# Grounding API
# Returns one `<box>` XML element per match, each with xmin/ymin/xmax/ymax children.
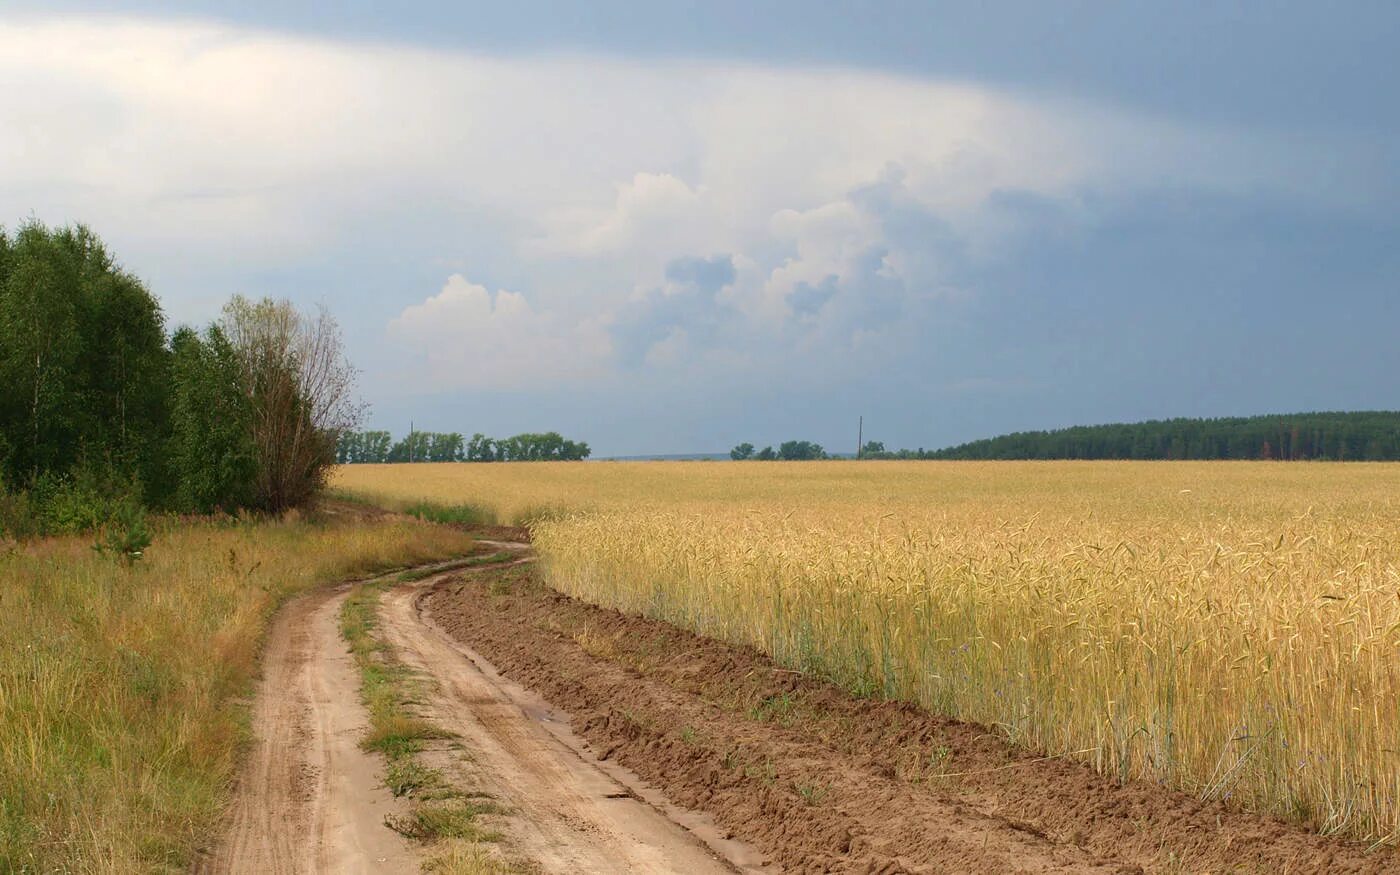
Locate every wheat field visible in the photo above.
<box><xmin>336</xmin><ymin>460</ymin><xmax>1400</xmax><ymax>841</ymax></box>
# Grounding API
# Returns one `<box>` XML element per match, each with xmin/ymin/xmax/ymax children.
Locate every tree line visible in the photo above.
<box><xmin>927</xmin><ymin>412</ymin><xmax>1400</xmax><ymax>461</ymax></box>
<box><xmin>337</xmin><ymin>430</ymin><xmax>590</xmax><ymax>463</ymax></box>
<box><xmin>0</xmin><ymin>221</ymin><xmax>358</xmax><ymax>540</ymax></box>
<box><xmin>729</xmin><ymin>440</ymin><xmax>828</xmax><ymax>460</ymax></box>
<box><xmin>729</xmin><ymin>413</ymin><xmax>1400</xmax><ymax>462</ymax></box>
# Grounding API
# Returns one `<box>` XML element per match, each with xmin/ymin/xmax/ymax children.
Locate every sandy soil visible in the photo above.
<box><xmin>427</xmin><ymin>561</ymin><xmax>1400</xmax><ymax>875</ymax></box>
<box><xmin>379</xmin><ymin>550</ymin><xmax>766</xmax><ymax>874</ymax></box>
<box><xmin>196</xmin><ymin>546</ymin><xmax>761</xmax><ymax>874</ymax></box>
<box><xmin>194</xmin><ymin>582</ymin><xmax>420</xmax><ymax>874</ymax></box>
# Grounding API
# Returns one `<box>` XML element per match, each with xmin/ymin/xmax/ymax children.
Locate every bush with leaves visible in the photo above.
<box><xmin>169</xmin><ymin>325</ymin><xmax>257</xmax><ymax>512</ymax></box>
<box><xmin>93</xmin><ymin>495</ymin><xmax>152</xmax><ymax>564</ymax></box>
<box><xmin>221</xmin><ymin>296</ymin><xmax>362</xmax><ymax>512</ymax></box>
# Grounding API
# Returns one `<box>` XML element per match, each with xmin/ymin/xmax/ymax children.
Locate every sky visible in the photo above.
<box><xmin>3</xmin><ymin>3</ymin><xmax>1397</xmax><ymax>456</ymax></box>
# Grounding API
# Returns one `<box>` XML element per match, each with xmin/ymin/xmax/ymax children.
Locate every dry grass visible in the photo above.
<box><xmin>338</xmin><ymin>460</ymin><xmax>1400</xmax><ymax>842</ymax></box>
<box><xmin>422</xmin><ymin>839</ymin><xmax>520</xmax><ymax>875</ymax></box>
<box><xmin>0</xmin><ymin>514</ymin><xmax>474</xmax><ymax>873</ymax></box>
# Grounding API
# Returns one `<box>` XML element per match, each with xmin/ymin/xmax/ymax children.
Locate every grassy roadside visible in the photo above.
<box><xmin>330</xmin><ymin>487</ymin><xmax>561</xmax><ymax>531</ymax></box>
<box><xmin>339</xmin><ymin>567</ymin><xmax>520</xmax><ymax>874</ymax></box>
<box><xmin>0</xmin><ymin>515</ymin><xmax>475</xmax><ymax>874</ymax></box>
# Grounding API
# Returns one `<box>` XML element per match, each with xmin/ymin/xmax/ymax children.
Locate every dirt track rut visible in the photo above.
<box><xmin>196</xmin><ymin>581</ymin><xmax>419</xmax><ymax>874</ymax></box>
<box><xmin>198</xmin><ymin>548</ymin><xmax>760</xmax><ymax>874</ymax></box>
<box><xmin>380</xmin><ymin>553</ymin><xmax>766</xmax><ymax>873</ymax></box>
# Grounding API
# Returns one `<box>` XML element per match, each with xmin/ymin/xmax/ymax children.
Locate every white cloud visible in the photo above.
<box><xmin>535</xmin><ymin>172</ymin><xmax>704</xmax><ymax>257</ymax></box>
<box><xmin>386</xmin><ymin>275</ymin><xmax>611</xmax><ymax>390</ymax></box>
<box><xmin>0</xmin><ymin>14</ymin><xmax>1364</xmax><ymax>387</ymax></box>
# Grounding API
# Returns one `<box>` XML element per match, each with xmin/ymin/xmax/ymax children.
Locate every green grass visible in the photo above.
<box><xmin>341</xmin><ymin>585</ymin><xmax>451</xmax><ymax>768</ymax></box>
<box><xmin>395</xmin><ymin>552</ymin><xmax>518</xmax><ymax>583</ymax></box>
<box><xmin>403</xmin><ymin>502</ymin><xmax>495</xmax><ymax>527</ymax></box>
<box><xmin>387</xmin><ymin>800</ymin><xmax>504</xmax><ymax>842</ymax></box>
<box><xmin>339</xmin><ymin>583</ymin><xmax>517</xmax><ymax>871</ymax></box>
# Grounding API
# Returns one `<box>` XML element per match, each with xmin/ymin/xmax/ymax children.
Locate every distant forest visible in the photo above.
<box><xmin>925</xmin><ymin>412</ymin><xmax>1400</xmax><ymax>461</ymax></box>
<box><xmin>337</xmin><ymin>430</ymin><xmax>590</xmax><ymax>463</ymax></box>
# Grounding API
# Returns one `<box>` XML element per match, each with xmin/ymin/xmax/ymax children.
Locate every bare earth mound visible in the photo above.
<box><xmin>427</xmin><ymin>563</ymin><xmax>1400</xmax><ymax>875</ymax></box>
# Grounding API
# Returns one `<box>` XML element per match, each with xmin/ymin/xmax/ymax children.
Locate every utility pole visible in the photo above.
<box><xmin>409</xmin><ymin>420</ymin><xmax>414</xmax><ymax>463</ymax></box>
<box><xmin>857</xmin><ymin>415</ymin><xmax>863</xmax><ymax>460</ymax></box>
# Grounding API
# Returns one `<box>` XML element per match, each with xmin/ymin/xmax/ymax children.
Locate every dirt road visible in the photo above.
<box><xmin>195</xmin><ymin>580</ymin><xmax>420</xmax><ymax>874</ymax></box>
<box><xmin>197</xmin><ymin>548</ymin><xmax>762</xmax><ymax>874</ymax></box>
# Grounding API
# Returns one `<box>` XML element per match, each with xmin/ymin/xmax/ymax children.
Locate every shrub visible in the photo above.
<box><xmin>0</xmin><ymin>485</ymin><xmax>36</xmax><ymax>541</ymax></box>
<box><xmin>93</xmin><ymin>496</ymin><xmax>152</xmax><ymax>563</ymax></box>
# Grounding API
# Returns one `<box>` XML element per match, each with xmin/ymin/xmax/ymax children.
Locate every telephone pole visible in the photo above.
<box><xmin>856</xmin><ymin>415</ymin><xmax>863</xmax><ymax>459</ymax></box>
<box><xmin>409</xmin><ymin>420</ymin><xmax>414</xmax><ymax>463</ymax></box>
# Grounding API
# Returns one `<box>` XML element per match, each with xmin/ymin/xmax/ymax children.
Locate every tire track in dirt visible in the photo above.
<box><xmin>376</xmin><ymin>544</ymin><xmax>769</xmax><ymax>874</ymax></box>
<box><xmin>197</xmin><ymin>546</ymin><xmax>763</xmax><ymax>874</ymax></box>
<box><xmin>195</xmin><ymin>582</ymin><xmax>420</xmax><ymax>874</ymax></box>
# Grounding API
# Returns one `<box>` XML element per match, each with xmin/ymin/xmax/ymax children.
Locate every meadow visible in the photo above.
<box><xmin>336</xmin><ymin>460</ymin><xmax>1400</xmax><ymax>843</ymax></box>
<box><xmin>0</xmin><ymin>514</ymin><xmax>474</xmax><ymax>873</ymax></box>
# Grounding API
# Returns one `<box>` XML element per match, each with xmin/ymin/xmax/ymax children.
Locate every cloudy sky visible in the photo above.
<box><xmin>3</xmin><ymin>2</ymin><xmax>1397</xmax><ymax>455</ymax></box>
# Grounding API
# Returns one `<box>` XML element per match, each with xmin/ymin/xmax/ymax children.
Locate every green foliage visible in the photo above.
<box><xmin>169</xmin><ymin>325</ymin><xmax>257</xmax><ymax>512</ymax></box>
<box><xmin>337</xmin><ymin>429</ymin><xmax>392</xmax><ymax>463</ymax></box>
<box><xmin>387</xmin><ymin>430</ymin><xmax>457</xmax><ymax>462</ymax></box>
<box><xmin>494</xmin><ymin>431</ymin><xmax>589</xmax><ymax>461</ymax></box>
<box><xmin>0</xmin><ymin>481</ymin><xmax>36</xmax><ymax>541</ymax></box>
<box><xmin>30</xmin><ymin>461</ymin><xmax>140</xmax><ymax>536</ymax></box>
<box><xmin>731</xmin><ymin>414</ymin><xmax>1400</xmax><ymax>464</ymax></box>
<box><xmin>860</xmin><ymin>440</ymin><xmax>886</xmax><ymax>457</ymax></box>
<box><xmin>465</xmin><ymin>432</ymin><xmax>494</xmax><ymax>462</ymax></box>
<box><xmin>32</xmin><ymin>474</ymin><xmax>110</xmax><ymax>535</ymax></box>
<box><xmin>93</xmin><ymin>495</ymin><xmax>152</xmax><ymax>564</ymax></box>
<box><xmin>778</xmin><ymin>440</ymin><xmax>826</xmax><ymax>460</ymax></box>
<box><xmin>0</xmin><ymin>220</ymin><xmax>357</xmax><ymax>537</ymax></box>
<box><xmin>341</xmin><ymin>430</ymin><xmax>592</xmax><ymax>463</ymax></box>
<box><xmin>928</xmin><ymin>412</ymin><xmax>1400</xmax><ymax>461</ymax></box>
<box><xmin>732</xmin><ymin>442</ymin><xmax>822</xmax><ymax>461</ymax></box>
<box><xmin>220</xmin><ymin>295</ymin><xmax>355</xmax><ymax>513</ymax></box>
<box><xmin>0</xmin><ymin>221</ymin><xmax>171</xmax><ymax>501</ymax></box>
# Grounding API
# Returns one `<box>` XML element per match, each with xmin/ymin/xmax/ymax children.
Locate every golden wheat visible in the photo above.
<box><xmin>336</xmin><ymin>460</ymin><xmax>1400</xmax><ymax>841</ymax></box>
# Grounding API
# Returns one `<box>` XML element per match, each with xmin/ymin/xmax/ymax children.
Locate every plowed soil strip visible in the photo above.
<box><xmin>426</xmin><ymin>562</ymin><xmax>1400</xmax><ymax>875</ymax></box>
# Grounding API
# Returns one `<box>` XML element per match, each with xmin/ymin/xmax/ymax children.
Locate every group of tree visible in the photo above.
<box><xmin>926</xmin><ymin>412</ymin><xmax>1400</xmax><ymax>461</ymax></box>
<box><xmin>337</xmin><ymin>429</ymin><xmax>590</xmax><ymax>463</ymax></box>
<box><xmin>730</xmin><ymin>440</ymin><xmax>828</xmax><ymax>461</ymax></box>
<box><xmin>728</xmin><ymin>413</ymin><xmax>1400</xmax><ymax>463</ymax></box>
<box><xmin>0</xmin><ymin>221</ymin><xmax>358</xmax><ymax>539</ymax></box>
<box><xmin>855</xmin><ymin>441</ymin><xmax>938</xmax><ymax>460</ymax></box>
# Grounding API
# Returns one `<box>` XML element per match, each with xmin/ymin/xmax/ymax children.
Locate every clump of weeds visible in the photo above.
<box><xmin>795</xmin><ymin>781</ymin><xmax>830</xmax><ymax>806</ymax></box>
<box><xmin>749</xmin><ymin>691</ymin><xmax>798</xmax><ymax>726</ymax></box>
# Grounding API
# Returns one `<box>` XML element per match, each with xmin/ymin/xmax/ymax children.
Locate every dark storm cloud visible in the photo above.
<box><xmin>611</xmin><ymin>254</ymin><xmax>737</xmax><ymax>367</ymax></box>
